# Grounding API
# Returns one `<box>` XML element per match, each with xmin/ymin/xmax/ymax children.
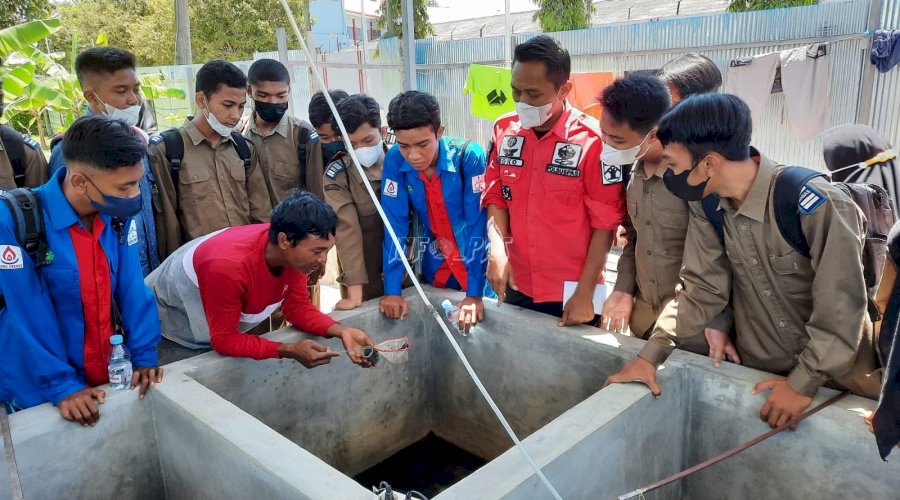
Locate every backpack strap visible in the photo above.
<box><xmin>297</xmin><ymin>126</ymin><xmax>310</xmax><ymax>190</ymax></box>
<box><xmin>0</xmin><ymin>189</ymin><xmax>48</xmax><ymax>311</ymax></box>
<box><xmin>229</xmin><ymin>131</ymin><xmax>252</xmax><ymax>169</ymax></box>
<box><xmin>701</xmin><ymin>194</ymin><xmax>726</xmax><ymax>242</ymax></box>
<box><xmin>0</xmin><ymin>125</ymin><xmax>28</xmax><ymax>188</ymax></box>
<box><xmin>455</xmin><ymin>140</ymin><xmax>471</xmax><ymax>180</ymax></box>
<box><xmin>772</xmin><ymin>166</ymin><xmax>826</xmax><ymax>258</ymax></box>
<box><xmin>159</xmin><ymin>128</ymin><xmax>184</xmax><ymax>187</ymax></box>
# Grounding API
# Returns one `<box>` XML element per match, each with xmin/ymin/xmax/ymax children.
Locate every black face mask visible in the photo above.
<box><xmin>663</xmin><ymin>162</ymin><xmax>708</xmax><ymax>201</ymax></box>
<box><xmin>254</xmin><ymin>100</ymin><xmax>289</xmax><ymax>124</ymax></box>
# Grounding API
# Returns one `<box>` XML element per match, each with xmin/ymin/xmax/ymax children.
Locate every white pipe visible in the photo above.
<box><xmin>277</xmin><ymin>1</ymin><xmax>563</xmax><ymax>498</ymax></box>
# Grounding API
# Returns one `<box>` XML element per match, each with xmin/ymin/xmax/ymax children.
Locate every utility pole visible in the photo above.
<box><xmin>175</xmin><ymin>0</ymin><xmax>192</xmax><ymax>65</ymax></box>
<box><xmin>360</xmin><ymin>0</ymin><xmax>369</xmax><ymax>92</ymax></box>
<box><xmin>400</xmin><ymin>0</ymin><xmax>416</xmax><ymax>90</ymax></box>
<box><xmin>504</xmin><ymin>0</ymin><xmax>512</xmax><ymax>66</ymax></box>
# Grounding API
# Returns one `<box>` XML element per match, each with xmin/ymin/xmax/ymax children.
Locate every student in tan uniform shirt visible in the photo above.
<box><xmin>149</xmin><ymin>60</ymin><xmax>271</xmax><ymax>259</ymax></box>
<box><xmin>0</xmin><ymin>75</ymin><xmax>47</xmax><ymax>189</ymax></box>
<box><xmin>606</xmin><ymin>94</ymin><xmax>881</xmax><ymax>429</ymax></box>
<box><xmin>323</xmin><ymin>94</ymin><xmax>388</xmax><ymax>309</ymax></box>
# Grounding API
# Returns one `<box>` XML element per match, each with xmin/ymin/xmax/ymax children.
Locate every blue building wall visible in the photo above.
<box><xmin>310</xmin><ymin>0</ymin><xmax>349</xmax><ymax>53</ymax></box>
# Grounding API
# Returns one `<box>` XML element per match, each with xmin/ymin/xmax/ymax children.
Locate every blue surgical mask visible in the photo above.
<box><xmin>322</xmin><ymin>141</ymin><xmax>346</xmax><ymax>162</ymax></box>
<box><xmin>84</xmin><ymin>175</ymin><xmax>143</xmax><ymax>218</ymax></box>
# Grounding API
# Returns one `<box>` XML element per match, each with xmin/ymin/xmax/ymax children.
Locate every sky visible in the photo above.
<box><xmin>343</xmin><ymin>0</ymin><xmax>539</xmax><ymax>24</ymax></box>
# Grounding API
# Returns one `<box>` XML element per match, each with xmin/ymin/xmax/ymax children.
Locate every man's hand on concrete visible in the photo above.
<box><xmin>603</xmin><ymin>357</ymin><xmax>662</xmax><ymax>397</ymax></box>
<box><xmin>59</xmin><ymin>387</ymin><xmax>105</xmax><ymax>427</ymax></box>
<box><xmin>486</xmin><ymin>252</ymin><xmax>515</xmax><ymax>305</ymax></box>
<box><xmin>379</xmin><ymin>295</ymin><xmax>409</xmax><ymax>320</ymax></box>
<box><xmin>458</xmin><ymin>296</ymin><xmax>484</xmax><ymax>334</ymax></box>
<box><xmin>336</xmin><ymin>326</ymin><xmax>376</xmax><ymax>367</ymax></box>
<box><xmin>600</xmin><ymin>291</ymin><xmax>633</xmax><ymax>333</ymax></box>
<box><xmin>131</xmin><ymin>366</ymin><xmax>164</xmax><ymax>399</ymax></box>
<box><xmin>705</xmin><ymin>328</ymin><xmax>741</xmax><ymax>367</ymax></box>
<box><xmin>560</xmin><ymin>289</ymin><xmax>595</xmax><ymax>326</ymax></box>
<box><xmin>753</xmin><ymin>377</ymin><xmax>813</xmax><ymax>430</ymax></box>
<box><xmin>278</xmin><ymin>340</ymin><xmax>339</xmax><ymax>369</ymax></box>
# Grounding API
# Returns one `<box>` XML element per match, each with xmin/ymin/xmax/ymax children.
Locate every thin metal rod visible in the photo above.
<box><xmin>1</xmin><ymin>410</ymin><xmax>24</xmax><ymax>500</ymax></box>
<box><xmin>617</xmin><ymin>391</ymin><xmax>849</xmax><ymax>500</ymax></box>
<box><xmin>276</xmin><ymin>2</ymin><xmax>562</xmax><ymax>498</ymax></box>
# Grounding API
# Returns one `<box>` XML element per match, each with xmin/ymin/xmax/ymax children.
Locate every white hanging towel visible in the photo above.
<box><xmin>724</xmin><ymin>51</ymin><xmax>780</xmax><ymax>124</ymax></box>
<box><xmin>780</xmin><ymin>43</ymin><xmax>831</xmax><ymax>143</ymax></box>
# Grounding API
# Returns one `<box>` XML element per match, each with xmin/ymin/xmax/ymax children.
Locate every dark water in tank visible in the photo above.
<box><xmin>353</xmin><ymin>432</ymin><xmax>488</xmax><ymax>498</ymax></box>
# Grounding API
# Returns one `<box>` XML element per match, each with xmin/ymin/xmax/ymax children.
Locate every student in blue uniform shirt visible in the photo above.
<box><xmin>380</xmin><ymin>91</ymin><xmax>491</xmax><ymax>332</ymax></box>
<box><xmin>47</xmin><ymin>47</ymin><xmax>159</xmax><ymax>276</ymax></box>
<box><xmin>0</xmin><ymin>116</ymin><xmax>163</xmax><ymax>425</ymax></box>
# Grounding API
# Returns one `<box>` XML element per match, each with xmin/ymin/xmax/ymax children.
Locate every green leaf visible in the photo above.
<box><xmin>95</xmin><ymin>32</ymin><xmax>108</xmax><ymax>47</ymax></box>
<box><xmin>0</xmin><ymin>62</ymin><xmax>36</xmax><ymax>96</ymax></box>
<box><xmin>0</xmin><ymin>19</ymin><xmax>62</xmax><ymax>58</ymax></box>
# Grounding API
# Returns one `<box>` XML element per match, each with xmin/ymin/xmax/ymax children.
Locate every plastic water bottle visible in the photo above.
<box><xmin>440</xmin><ymin>299</ymin><xmax>469</xmax><ymax>337</ymax></box>
<box><xmin>108</xmin><ymin>334</ymin><xmax>132</xmax><ymax>391</ymax></box>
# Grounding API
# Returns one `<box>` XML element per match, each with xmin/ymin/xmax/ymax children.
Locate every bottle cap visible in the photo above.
<box><xmin>440</xmin><ymin>299</ymin><xmax>452</xmax><ymax>311</ymax></box>
<box><xmin>110</xmin><ymin>334</ymin><xmax>124</xmax><ymax>346</ymax></box>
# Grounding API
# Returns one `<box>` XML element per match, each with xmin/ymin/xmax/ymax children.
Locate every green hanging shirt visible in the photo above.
<box><xmin>463</xmin><ymin>64</ymin><xmax>516</xmax><ymax>121</ymax></box>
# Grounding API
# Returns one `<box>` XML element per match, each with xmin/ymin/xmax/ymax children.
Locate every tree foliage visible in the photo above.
<box><xmin>533</xmin><ymin>0</ymin><xmax>595</xmax><ymax>33</ymax></box>
<box><xmin>376</xmin><ymin>0</ymin><xmax>435</xmax><ymax>39</ymax></box>
<box><xmin>48</xmin><ymin>0</ymin><xmax>309</xmax><ymax>68</ymax></box>
<box><xmin>0</xmin><ymin>0</ymin><xmax>50</xmax><ymax>31</ymax></box>
<box><xmin>727</xmin><ymin>0</ymin><xmax>818</xmax><ymax>12</ymax></box>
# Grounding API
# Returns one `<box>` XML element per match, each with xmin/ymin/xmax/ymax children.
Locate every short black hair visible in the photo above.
<box><xmin>332</xmin><ymin>94</ymin><xmax>380</xmax><ymax>135</ymax></box>
<box><xmin>387</xmin><ymin>91</ymin><xmax>441</xmax><ymax>133</ymax></box>
<box><xmin>269</xmin><ymin>191</ymin><xmax>338</xmax><ymax>245</ymax></box>
<box><xmin>657</xmin><ymin>93</ymin><xmax>751</xmax><ymax>164</ymax></box>
<box><xmin>195</xmin><ymin>60</ymin><xmax>247</xmax><ymax>98</ymax></box>
<box><xmin>600</xmin><ymin>75</ymin><xmax>671</xmax><ymax>135</ymax></box>
<box><xmin>513</xmin><ymin>35</ymin><xmax>571</xmax><ymax>88</ymax></box>
<box><xmin>62</xmin><ymin>115</ymin><xmax>147</xmax><ymax>170</ymax></box>
<box><xmin>308</xmin><ymin>89</ymin><xmax>350</xmax><ymax>129</ymax></box>
<box><xmin>658</xmin><ymin>54</ymin><xmax>722</xmax><ymax>99</ymax></box>
<box><xmin>75</xmin><ymin>47</ymin><xmax>136</xmax><ymax>85</ymax></box>
<box><xmin>248</xmin><ymin>58</ymin><xmax>290</xmax><ymax>85</ymax></box>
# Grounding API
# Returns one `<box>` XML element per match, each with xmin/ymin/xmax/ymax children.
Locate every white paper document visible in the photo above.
<box><xmin>562</xmin><ymin>281</ymin><xmax>607</xmax><ymax>311</ymax></box>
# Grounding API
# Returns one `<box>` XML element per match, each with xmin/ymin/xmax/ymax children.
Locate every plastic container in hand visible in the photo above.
<box><xmin>440</xmin><ymin>299</ymin><xmax>471</xmax><ymax>337</ymax></box>
<box><xmin>108</xmin><ymin>334</ymin><xmax>132</xmax><ymax>391</ymax></box>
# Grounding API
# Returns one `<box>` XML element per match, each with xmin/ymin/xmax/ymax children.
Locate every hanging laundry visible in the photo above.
<box><xmin>567</xmin><ymin>71</ymin><xmax>615</xmax><ymax>118</ymax></box>
<box><xmin>871</xmin><ymin>29</ymin><xmax>900</xmax><ymax>73</ymax></box>
<box><xmin>724</xmin><ymin>52</ymin><xmax>780</xmax><ymax>124</ymax></box>
<box><xmin>463</xmin><ymin>64</ymin><xmax>516</xmax><ymax>121</ymax></box>
<box><xmin>780</xmin><ymin>43</ymin><xmax>830</xmax><ymax>143</ymax></box>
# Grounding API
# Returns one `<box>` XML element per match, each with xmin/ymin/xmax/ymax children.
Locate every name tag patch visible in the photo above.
<box><xmin>383</xmin><ymin>179</ymin><xmax>399</xmax><ymax>198</ymax></box>
<box><xmin>602</xmin><ymin>162</ymin><xmax>624</xmax><ymax>185</ymax></box>
<box><xmin>0</xmin><ymin>245</ymin><xmax>24</xmax><ymax>269</ymax></box>
<box><xmin>471</xmin><ymin>174</ymin><xmax>486</xmax><ymax>193</ymax></box>
<box><xmin>497</xmin><ymin>135</ymin><xmax>524</xmax><ymax>167</ymax></box>
<box><xmin>798</xmin><ymin>184</ymin><xmax>825</xmax><ymax>214</ymax></box>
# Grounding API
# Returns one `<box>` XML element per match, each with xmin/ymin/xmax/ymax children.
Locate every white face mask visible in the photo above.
<box><xmin>354</xmin><ymin>139</ymin><xmax>384</xmax><ymax>168</ymax></box>
<box><xmin>201</xmin><ymin>98</ymin><xmax>234</xmax><ymax>137</ymax></box>
<box><xmin>515</xmin><ymin>89</ymin><xmax>562</xmax><ymax>129</ymax></box>
<box><xmin>600</xmin><ymin>132</ymin><xmax>652</xmax><ymax>167</ymax></box>
<box><xmin>94</xmin><ymin>92</ymin><xmax>141</xmax><ymax>127</ymax></box>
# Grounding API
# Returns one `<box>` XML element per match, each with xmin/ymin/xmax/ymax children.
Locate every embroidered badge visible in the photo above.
<box><xmin>601</xmin><ymin>162</ymin><xmax>624</xmax><ymax>185</ymax></box>
<box><xmin>384</xmin><ymin>179</ymin><xmax>399</xmax><ymax>198</ymax></box>
<box><xmin>308</xmin><ymin>130</ymin><xmax>320</xmax><ymax>143</ymax></box>
<box><xmin>23</xmin><ymin>136</ymin><xmax>40</xmax><ymax>150</ymax></box>
<box><xmin>127</xmin><ymin>220</ymin><xmax>138</xmax><ymax>246</ymax></box>
<box><xmin>0</xmin><ymin>245</ymin><xmax>24</xmax><ymax>270</ymax></box>
<box><xmin>798</xmin><ymin>184</ymin><xmax>825</xmax><ymax>215</ymax></box>
<box><xmin>501</xmin><ymin>185</ymin><xmax>512</xmax><ymax>201</ymax></box>
<box><xmin>497</xmin><ymin>135</ymin><xmax>525</xmax><ymax>167</ymax></box>
<box><xmin>149</xmin><ymin>135</ymin><xmax>164</xmax><ymax>145</ymax></box>
<box><xmin>546</xmin><ymin>142</ymin><xmax>583</xmax><ymax>177</ymax></box>
<box><xmin>471</xmin><ymin>174</ymin><xmax>486</xmax><ymax>193</ymax></box>
<box><xmin>324</xmin><ymin>184</ymin><xmax>341</xmax><ymax>192</ymax></box>
<box><xmin>324</xmin><ymin>160</ymin><xmax>345</xmax><ymax>180</ymax></box>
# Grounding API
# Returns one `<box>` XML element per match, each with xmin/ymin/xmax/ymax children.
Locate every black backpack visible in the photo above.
<box><xmin>0</xmin><ymin>189</ymin><xmax>126</xmax><ymax>310</ymax></box>
<box><xmin>703</xmin><ymin>166</ymin><xmax>896</xmax><ymax>321</ymax></box>
<box><xmin>0</xmin><ymin>125</ymin><xmax>32</xmax><ymax>188</ymax></box>
<box><xmin>158</xmin><ymin>128</ymin><xmax>252</xmax><ymax>189</ymax></box>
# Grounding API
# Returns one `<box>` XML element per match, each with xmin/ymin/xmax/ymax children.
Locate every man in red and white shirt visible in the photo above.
<box><xmin>146</xmin><ymin>192</ymin><xmax>374</xmax><ymax>367</ymax></box>
<box><xmin>482</xmin><ymin>36</ymin><xmax>626</xmax><ymax>325</ymax></box>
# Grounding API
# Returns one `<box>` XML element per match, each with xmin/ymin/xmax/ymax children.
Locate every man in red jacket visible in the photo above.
<box><xmin>146</xmin><ymin>191</ymin><xmax>374</xmax><ymax>367</ymax></box>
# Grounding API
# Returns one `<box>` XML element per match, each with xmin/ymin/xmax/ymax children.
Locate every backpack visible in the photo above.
<box><xmin>0</xmin><ymin>125</ymin><xmax>32</xmax><ymax>188</ymax></box>
<box><xmin>0</xmin><ymin>188</ymin><xmax>127</xmax><ymax>310</ymax></box>
<box><xmin>703</xmin><ymin>166</ymin><xmax>896</xmax><ymax>321</ymax></box>
<box><xmin>296</xmin><ymin>126</ymin><xmax>310</xmax><ymax>190</ymax></box>
<box><xmin>158</xmin><ymin>128</ymin><xmax>251</xmax><ymax>189</ymax></box>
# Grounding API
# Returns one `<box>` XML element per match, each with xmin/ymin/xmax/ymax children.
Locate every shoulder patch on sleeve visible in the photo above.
<box><xmin>471</xmin><ymin>173</ymin><xmax>486</xmax><ymax>193</ymax></box>
<box><xmin>324</xmin><ymin>160</ymin><xmax>346</xmax><ymax>180</ymax></box>
<box><xmin>798</xmin><ymin>183</ymin><xmax>826</xmax><ymax>215</ymax></box>
<box><xmin>23</xmin><ymin>136</ymin><xmax>40</xmax><ymax>150</ymax></box>
<box><xmin>0</xmin><ymin>245</ymin><xmax>24</xmax><ymax>269</ymax></box>
<box><xmin>308</xmin><ymin>131</ymin><xmax>320</xmax><ymax>143</ymax></box>
<box><xmin>149</xmin><ymin>134</ymin><xmax>164</xmax><ymax>145</ymax></box>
